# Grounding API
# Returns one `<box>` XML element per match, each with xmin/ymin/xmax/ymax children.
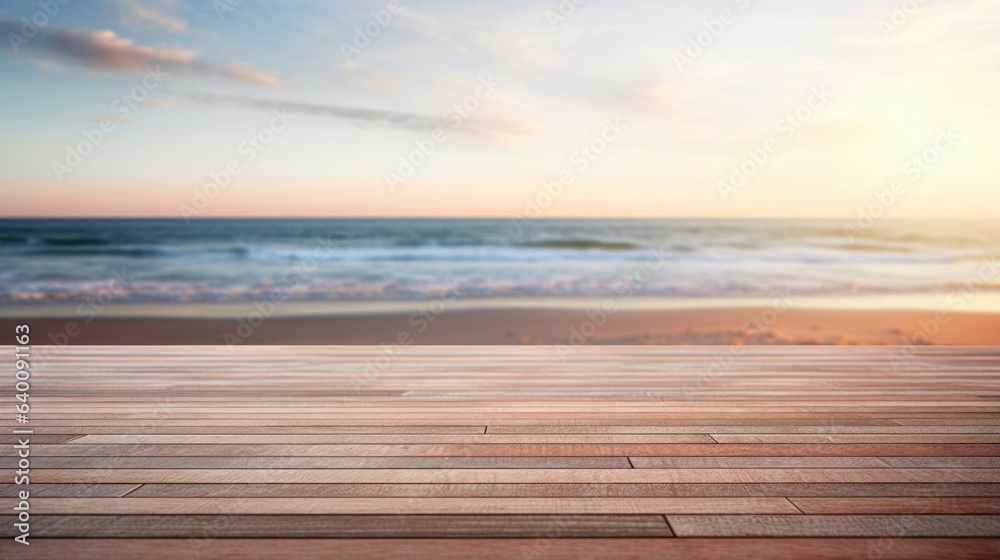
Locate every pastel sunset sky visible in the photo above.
<box><xmin>1</xmin><ymin>0</ymin><xmax>997</xmax><ymax>218</ymax></box>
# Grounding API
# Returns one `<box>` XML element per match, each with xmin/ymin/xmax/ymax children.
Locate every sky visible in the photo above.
<box><xmin>0</xmin><ymin>0</ymin><xmax>997</xmax><ymax>218</ymax></box>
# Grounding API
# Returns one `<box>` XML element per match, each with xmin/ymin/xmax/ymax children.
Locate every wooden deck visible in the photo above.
<box><xmin>2</xmin><ymin>346</ymin><xmax>1000</xmax><ymax>559</ymax></box>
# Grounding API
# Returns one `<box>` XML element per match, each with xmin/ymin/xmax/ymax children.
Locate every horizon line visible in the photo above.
<box><xmin>0</xmin><ymin>216</ymin><xmax>990</xmax><ymax>221</ymax></box>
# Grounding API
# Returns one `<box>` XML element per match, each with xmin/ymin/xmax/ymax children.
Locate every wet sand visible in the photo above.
<box><xmin>4</xmin><ymin>307</ymin><xmax>1000</xmax><ymax>346</ymax></box>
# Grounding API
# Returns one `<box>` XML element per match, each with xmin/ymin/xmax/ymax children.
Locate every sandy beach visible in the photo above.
<box><xmin>5</xmin><ymin>306</ymin><xmax>1000</xmax><ymax>346</ymax></box>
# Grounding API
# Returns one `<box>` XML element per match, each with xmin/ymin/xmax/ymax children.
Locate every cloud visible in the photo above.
<box><xmin>597</xmin><ymin>89</ymin><xmax>684</xmax><ymax>118</ymax></box>
<box><xmin>113</xmin><ymin>0</ymin><xmax>188</xmax><ymax>33</ymax></box>
<box><xmin>45</xmin><ymin>28</ymin><xmax>196</xmax><ymax>72</ymax></box>
<box><xmin>0</xmin><ymin>21</ymin><xmax>279</xmax><ymax>88</ymax></box>
<box><xmin>199</xmin><ymin>62</ymin><xmax>282</xmax><ymax>89</ymax></box>
<box><xmin>30</xmin><ymin>58</ymin><xmax>64</xmax><ymax>72</ymax></box>
<box><xmin>347</xmin><ymin>72</ymin><xmax>401</xmax><ymax>92</ymax></box>
<box><xmin>187</xmin><ymin>92</ymin><xmax>450</xmax><ymax>132</ymax></box>
<box><xmin>178</xmin><ymin>92</ymin><xmax>540</xmax><ymax>140</ymax></box>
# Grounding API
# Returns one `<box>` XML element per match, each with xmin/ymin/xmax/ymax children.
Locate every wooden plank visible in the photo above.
<box><xmin>46</xmin><ymin>455</ymin><xmax>1000</xmax><ymax>471</ymax></box>
<box><xmin>629</xmin><ymin>457</ymin><xmax>892</xmax><ymax>469</ymax></box>
<box><xmin>6</xmin><ymin>538</ymin><xmax>999</xmax><ymax>560</ymax></box>
<box><xmin>0</xmin><ymin>425</ymin><xmax>492</xmax><ymax>435</ymax></box>
<box><xmin>489</xmin><ymin>425</ymin><xmax>1000</xmax><ymax>434</ymax></box>
<box><xmin>45</xmin><ymin>400</ymin><xmax>1000</xmax><ymax>408</ymax></box>
<box><xmin>67</xmin><ymin>434</ymin><xmax>716</xmax><ymax>444</ymax></box>
<box><xmin>29</xmin><ymin>468</ymin><xmax>1000</xmax><ymax>484</ymax></box>
<box><xmin>712</xmin><ymin>434</ymin><xmax>1000</xmax><ymax>444</ymax></box>
<box><xmin>667</xmin><ymin>515</ymin><xmax>1000</xmax><ymax>537</ymax></box>
<box><xmin>0</xmin><ymin>484</ymin><xmax>140</xmax><ymax>498</ymax></box>
<box><xmin>47</xmin><ymin>404</ymin><xmax>978</xmax><ymax>413</ymax></box>
<box><xmin>15</xmin><ymin>497</ymin><xmax>801</xmax><ymax>515</ymax></box>
<box><xmin>122</xmin><ymin>482</ymin><xmax>1000</xmax><ymax>499</ymax></box>
<box><xmin>878</xmin><ymin>457</ymin><xmax>1000</xmax><ymax>468</ymax></box>
<box><xmin>3</xmin><ymin>456</ymin><xmax>632</xmax><ymax>469</ymax></box>
<box><xmin>789</xmin><ymin>497</ymin><xmax>1000</xmax><ymax>514</ymax></box>
<box><xmin>24</xmin><ymin>402</ymin><xmax>1000</xmax><ymax>410</ymax></box>
<box><xmin>0</xmin><ymin>515</ymin><xmax>674</xmax><ymax>538</ymax></box>
<box><xmin>26</xmin><ymin>412</ymin><xmax>1000</xmax><ymax>420</ymax></box>
<box><xmin>1</xmin><ymin>418</ymin><xmax>908</xmax><ymax>426</ymax></box>
<box><xmin>0</xmin><ymin>435</ymin><xmax>80</xmax><ymax>444</ymax></box>
<box><xmin>28</xmin><ymin>443</ymin><xmax>1000</xmax><ymax>457</ymax></box>
<box><xmin>86</xmin><ymin>395</ymin><xmax>993</xmax><ymax>400</ymax></box>
<box><xmin>893</xmin><ymin>418</ymin><xmax>1000</xmax><ymax>426</ymax></box>
<box><xmin>633</xmin><ymin>456</ymin><xmax>1000</xmax><ymax>469</ymax></box>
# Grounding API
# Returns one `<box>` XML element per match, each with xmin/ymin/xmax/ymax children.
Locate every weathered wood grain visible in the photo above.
<box><xmin>5</xmin><ymin>538</ymin><xmax>999</xmax><ymax>560</ymax></box>
<box><xmin>28</xmin><ymin>443</ymin><xmax>1000</xmax><ymax>457</ymax></box>
<box><xmin>65</xmin><ymin>434</ymin><xmax>717</xmax><ymax>444</ymax></box>
<box><xmin>631</xmin><ymin>456</ymin><xmax>1000</xmax><ymax>469</ymax></box>
<box><xmin>29</xmin><ymin>468</ymin><xmax>1000</xmax><ymax>484</ymax></box>
<box><xmin>712</xmin><ymin>434</ymin><xmax>1000</xmax><ymax>444</ymax></box>
<box><xmin>488</xmin><ymin>424</ymin><xmax>1000</xmax><ymax>434</ymax></box>
<box><xmin>0</xmin><ymin>514</ymin><xmax>674</xmax><ymax>538</ymax></box>
<box><xmin>0</xmin><ymin>456</ymin><xmax>634</xmax><ymax>469</ymax></box>
<box><xmin>667</xmin><ymin>515</ymin><xmax>1000</xmax><ymax>537</ymax></box>
<box><xmin>789</xmin><ymin>497</ymin><xmax>1000</xmax><ymax>514</ymax></box>
<box><xmin>118</xmin><ymin>482</ymin><xmax>1000</xmax><ymax>499</ymax></box>
<box><xmin>0</xmin><ymin>484</ymin><xmax>139</xmax><ymax>498</ymax></box>
<box><xmin>1</xmin><ymin>345</ymin><xmax>998</xmax><ymax>556</ymax></box>
<box><xmin>10</xmin><ymin>496</ymin><xmax>801</xmax><ymax>515</ymax></box>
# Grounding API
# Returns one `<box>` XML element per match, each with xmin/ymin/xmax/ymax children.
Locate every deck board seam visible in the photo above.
<box><xmin>785</xmin><ymin>498</ymin><xmax>807</xmax><ymax>514</ymax></box>
<box><xmin>662</xmin><ymin>514</ymin><xmax>677</xmax><ymax>537</ymax></box>
<box><xmin>119</xmin><ymin>484</ymin><xmax>144</xmax><ymax>497</ymax></box>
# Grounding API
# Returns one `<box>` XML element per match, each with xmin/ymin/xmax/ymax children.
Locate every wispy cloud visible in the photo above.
<box><xmin>0</xmin><ymin>20</ymin><xmax>279</xmax><ymax>88</ymax></box>
<box><xmin>44</xmin><ymin>28</ymin><xmax>196</xmax><ymax>70</ymax></box>
<box><xmin>597</xmin><ymin>88</ymin><xmax>684</xmax><ymax>118</ymax></box>
<box><xmin>177</xmin><ymin>92</ymin><xmax>540</xmax><ymax>140</ymax></box>
<box><xmin>198</xmin><ymin>62</ymin><xmax>280</xmax><ymax>89</ymax></box>
<box><xmin>30</xmin><ymin>58</ymin><xmax>65</xmax><ymax>72</ymax></box>
<box><xmin>112</xmin><ymin>0</ymin><xmax>188</xmax><ymax>33</ymax></box>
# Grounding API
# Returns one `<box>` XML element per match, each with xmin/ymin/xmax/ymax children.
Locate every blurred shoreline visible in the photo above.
<box><xmin>3</xmin><ymin>218</ymin><xmax>998</xmax><ymax>305</ymax></box>
<box><xmin>4</xmin><ymin>219</ymin><xmax>998</xmax><ymax>346</ymax></box>
<box><xmin>4</xmin><ymin>293</ymin><xmax>1000</xmax><ymax>319</ymax></box>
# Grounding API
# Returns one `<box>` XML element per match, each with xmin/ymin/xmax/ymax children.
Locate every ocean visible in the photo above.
<box><xmin>0</xmin><ymin>218</ymin><xmax>997</xmax><ymax>305</ymax></box>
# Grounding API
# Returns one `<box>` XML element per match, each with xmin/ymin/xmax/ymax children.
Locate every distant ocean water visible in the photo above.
<box><xmin>0</xmin><ymin>219</ymin><xmax>997</xmax><ymax>304</ymax></box>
